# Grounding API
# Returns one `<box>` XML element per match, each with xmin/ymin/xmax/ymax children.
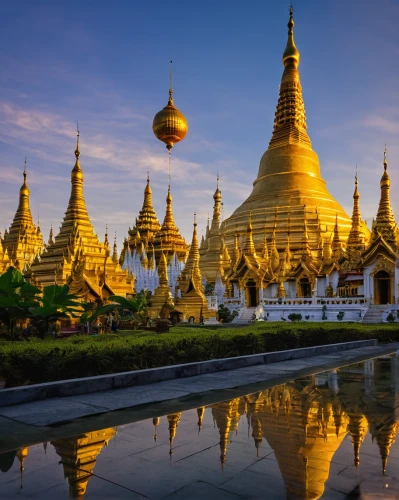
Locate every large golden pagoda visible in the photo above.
<box><xmin>2</xmin><ymin>163</ymin><xmax>44</xmax><ymax>270</ymax></box>
<box><xmin>222</xmin><ymin>8</ymin><xmax>363</xmax><ymax>256</ymax></box>
<box><xmin>26</xmin><ymin>133</ymin><xmax>133</xmax><ymax>299</ymax></box>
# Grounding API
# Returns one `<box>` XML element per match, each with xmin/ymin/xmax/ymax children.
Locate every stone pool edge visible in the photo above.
<box><xmin>0</xmin><ymin>339</ymin><xmax>377</xmax><ymax>407</ymax></box>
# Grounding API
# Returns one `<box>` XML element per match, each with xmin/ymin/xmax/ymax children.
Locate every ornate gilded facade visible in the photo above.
<box><xmin>26</xmin><ymin>134</ymin><xmax>133</xmax><ymax>299</ymax></box>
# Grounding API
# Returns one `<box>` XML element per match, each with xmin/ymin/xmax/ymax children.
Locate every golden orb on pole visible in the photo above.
<box><xmin>152</xmin><ymin>61</ymin><xmax>188</xmax><ymax>152</ymax></box>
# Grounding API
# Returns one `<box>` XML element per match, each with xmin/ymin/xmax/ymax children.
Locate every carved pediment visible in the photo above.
<box><xmin>370</xmin><ymin>258</ymin><xmax>394</xmax><ymax>277</ymax></box>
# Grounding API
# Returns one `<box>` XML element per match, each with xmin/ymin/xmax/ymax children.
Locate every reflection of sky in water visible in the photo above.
<box><xmin>1</xmin><ymin>356</ymin><xmax>399</xmax><ymax>499</ymax></box>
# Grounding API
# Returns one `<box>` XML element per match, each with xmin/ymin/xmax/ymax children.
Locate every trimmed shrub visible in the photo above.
<box><xmin>1</xmin><ymin>323</ymin><xmax>399</xmax><ymax>388</ymax></box>
<box><xmin>288</xmin><ymin>313</ymin><xmax>302</xmax><ymax>322</ymax></box>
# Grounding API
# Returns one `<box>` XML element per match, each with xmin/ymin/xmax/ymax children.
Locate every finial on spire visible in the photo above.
<box><xmin>194</xmin><ymin>212</ymin><xmax>197</xmax><ymax>225</ymax></box>
<box><xmin>75</xmin><ymin>124</ymin><xmax>80</xmax><ymax>159</ymax></box>
<box><xmin>217</xmin><ymin>172</ymin><xmax>219</xmax><ymax>189</ymax></box>
<box><xmin>283</xmin><ymin>1</ymin><xmax>299</xmax><ymax>68</ymax></box>
<box><xmin>355</xmin><ymin>164</ymin><xmax>358</xmax><ymax>184</ymax></box>
<box><xmin>23</xmin><ymin>157</ymin><xmax>27</xmax><ymax>181</ymax></box>
<box><xmin>169</xmin><ymin>60</ymin><xmax>173</xmax><ymax>99</ymax></box>
<box><xmin>288</xmin><ymin>2</ymin><xmax>294</xmax><ymax>32</ymax></box>
<box><xmin>384</xmin><ymin>144</ymin><xmax>387</xmax><ymax>171</ymax></box>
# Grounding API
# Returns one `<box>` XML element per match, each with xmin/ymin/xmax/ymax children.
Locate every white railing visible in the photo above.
<box><xmin>261</xmin><ymin>296</ymin><xmax>366</xmax><ymax>306</ymax></box>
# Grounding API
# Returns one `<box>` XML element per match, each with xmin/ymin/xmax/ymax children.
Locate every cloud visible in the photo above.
<box><xmin>362</xmin><ymin>115</ymin><xmax>399</xmax><ymax>135</ymax></box>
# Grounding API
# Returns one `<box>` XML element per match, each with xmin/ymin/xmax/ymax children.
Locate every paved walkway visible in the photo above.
<box><xmin>0</xmin><ymin>343</ymin><xmax>398</xmax><ymax>453</ymax></box>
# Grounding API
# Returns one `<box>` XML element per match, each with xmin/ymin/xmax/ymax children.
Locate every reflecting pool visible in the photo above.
<box><xmin>1</xmin><ymin>355</ymin><xmax>399</xmax><ymax>498</ymax></box>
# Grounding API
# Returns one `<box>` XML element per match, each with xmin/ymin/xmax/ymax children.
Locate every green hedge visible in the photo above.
<box><xmin>1</xmin><ymin>322</ymin><xmax>398</xmax><ymax>388</ymax></box>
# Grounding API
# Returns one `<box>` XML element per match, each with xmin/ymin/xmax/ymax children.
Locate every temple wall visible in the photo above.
<box><xmin>263</xmin><ymin>305</ymin><xmax>367</xmax><ymax>322</ymax></box>
<box><xmin>316</xmin><ymin>277</ymin><xmax>327</xmax><ymax>296</ymax></box>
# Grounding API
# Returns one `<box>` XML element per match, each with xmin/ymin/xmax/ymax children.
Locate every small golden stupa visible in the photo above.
<box><xmin>152</xmin><ymin>61</ymin><xmax>188</xmax><ymax>151</ymax></box>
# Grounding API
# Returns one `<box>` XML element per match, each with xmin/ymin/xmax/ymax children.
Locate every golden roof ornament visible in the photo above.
<box><xmin>20</xmin><ymin>158</ymin><xmax>29</xmax><ymax>198</ymax></box>
<box><xmin>283</xmin><ymin>5</ymin><xmax>300</xmax><ymax>68</ymax></box>
<box><xmin>152</xmin><ymin>61</ymin><xmax>188</xmax><ymax>152</ymax></box>
<box><xmin>375</xmin><ymin>146</ymin><xmax>397</xmax><ymax>235</ymax></box>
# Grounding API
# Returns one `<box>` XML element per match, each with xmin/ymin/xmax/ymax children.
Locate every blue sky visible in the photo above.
<box><xmin>0</xmin><ymin>0</ymin><xmax>398</xmax><ymax>248</ymax></box>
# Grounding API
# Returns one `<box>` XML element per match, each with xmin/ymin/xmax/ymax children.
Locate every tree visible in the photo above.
<box><xmin>29</xmin><ymin>284</ymin><xmax>82</xmax><ymax>337</ymax></box>
<box><xmin>82</xmin><ymin>290</ymin><xmax>149</xmax><ymax>326</ymax></box>
<box><xmin>0</xmin><ymin>267</ymin><xmax>41</xmax><ymax>339</ymax></box>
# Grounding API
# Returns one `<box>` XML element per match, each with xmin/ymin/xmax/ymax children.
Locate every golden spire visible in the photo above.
<box><xmin>211</xmin><ymin>178</ymin><xmax>222</xmax><ymax>232</ymax></box>
<box><xmin>135</xmin><ymin>175</ymin><xmax>161</xmax><ymax>243</ymax></box>
<box><xmin>347</xmin><ymin>414</ymin><xmax>368</xmax><ymax>468</ymax></box>
<box><xmin>2</xmin><ymin>158</ymin><xmax>44</xmax><ymax>265</ymax></box>
<box><xmin>347</xmin><ymin>169</ymin><xmax>365</xmax><ymax>252</ymax></box>
<box><xmin>16</xmin><ymin>447</ymin><xmax>29</xmax><ymax>490</ymax></box>
<box><xmin>197</xmin><ymin>406</ymin><xmax>205</xmax><ymax>434</ymax></box>
<box><xmin>270</xmin><ymin>215</ymin><xmax>280</xmax><ymax>271</ymax></box>
<box><xmin>67</xmin><ymin>128</ymin><xmax>91</xmax><ymax>222</ymax></box>
<box><xmin>262</xmin><ymin>225</ymin><xmax>269</xmax><ymax>261</ymax></box>
<box><xmin>374</xmin><ymin>147</ymin><xmax>397</xmax><ymax>237</ymax></box>
<box><xmin>269</xmin><ymin>5</ymin><xmax>311</xmax><ymax>151</ymax></box>
<box><xmin>316</xmin><ymin>214</ymin><xmax>323</xmax><ymax>262</ymax></box>
<box><xmin>112</xmin><ymin>232</ymin><xmax>118</xmax><ymax>264</ymax></box>
<box><xmin>332</xmin><ymin>214</ymin><xmax>342</xmax><ymax>259</ymax></box>
<box><xmin>186</xmin><ymin>212</ymin><xmax>200</xmax><ymax>272</ymax></box>
<box><xmin>154</xmin><ymin>185</ymin><xmax>187</xmax><ymax>258</ymax></box>
<box><xmin>375</xmin><ymin>421</ymin><xmax>399</xmax><ymax>475</ymax></box>
<box><xmin>48</xmin><ymin>224</ymin><xmax>54</xmax><ymax>246</ymax></box>
<box><xmin>244</xmin><ymin>211</ymin><xmax>256</xmax><ymax>256</ymax></box>
<box><xmin>164</xmin><ymin>185</ymin><xmax>174</xmax><ymax>225</ymax></box>
<box><xmin>301</xmin><ymin>208</ymin><xmax>311</xmax><ymax>257</ymax></box>
<box><xmin>277</xmin><ymin>281</ymin><xmax>286</xmax><ymax>298</ymax></box>
<box><xmin>283</xmin><ymin>5</ymin><xmax>300</xmax><ymax>68</ymax></box>
<box><xmin>16</xmin><ymin>158</ymin><xmax>32</xmax><ymax>223</ymax></box>
<box><xmin>104</xmin><ymin>224</ymin><xmax>109</xmax><ymax>248</ymax></box>
<box><xmin>167</xmin><ymin>412</ymin><xmax>182</xmax><ymax>457</ymax></box>
<box><xmin>152</xmin><ymin>61</ymin><xmax>188</xmax><ymax>151</ymax></box>
<box><xmin>158</xmin><ymin>250</ymin><xmax>169</xmax><ymax>285</ymax></box>
<box><xmin>153</xmin><ymin>417</ymin><xmax>160</xmax><ymax>441</ymax></box>
<box><xmin>233</xmin><ymin>228</ymin><xmax>241</xmax><ymax>266</ymax></box>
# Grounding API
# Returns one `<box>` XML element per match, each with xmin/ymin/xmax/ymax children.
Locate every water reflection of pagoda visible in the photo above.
<box><xmin>197</xmin><ymin>356</ymin><xmax>399</xmax><ymax>499</ymax></box>
<box><xmin>51</xmin><ymin>428</ymin><xmax>115</xmax><ymax>498</ymax></box>
<box><xmin>2</xmin><ymin>357</ymin><xmax>399</xmax><ymax>499</ymax></box>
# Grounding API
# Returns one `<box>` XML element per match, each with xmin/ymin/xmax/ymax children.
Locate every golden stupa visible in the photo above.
<box><xmin>27</xmin><ymin>132</ymin><xmax>133</xmax><ymax>299</ymax></box>
<box><xmin>223</xmin><ymin>8</ymin><xmax>364</xmax><ymax>255</ymax></box>
<box><xmin>152</xmin><ymin>62</ymin><xmax>188</xmax><ymax>152</ymax></box>
<box><xmin>2</xmin><ymin>161</ymin><xmax>44</xmax><ymax>270</ymax></box>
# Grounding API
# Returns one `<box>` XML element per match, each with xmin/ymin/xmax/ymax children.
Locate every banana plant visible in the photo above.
<box><xmin>29</xmin><ymin>284</ymin><xmax>82</xmax><ymax>337</ymax></box>
<box><xmin>0</xmin><ymin>267</ymin><xmax>41</xmax><ymax>339</ymax></box>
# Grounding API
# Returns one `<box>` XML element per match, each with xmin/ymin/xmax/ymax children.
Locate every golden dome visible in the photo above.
<box><xmin>153</xmin><ymin>89</ymin><xmax>188</xmax><ymax>151</ymax></box>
